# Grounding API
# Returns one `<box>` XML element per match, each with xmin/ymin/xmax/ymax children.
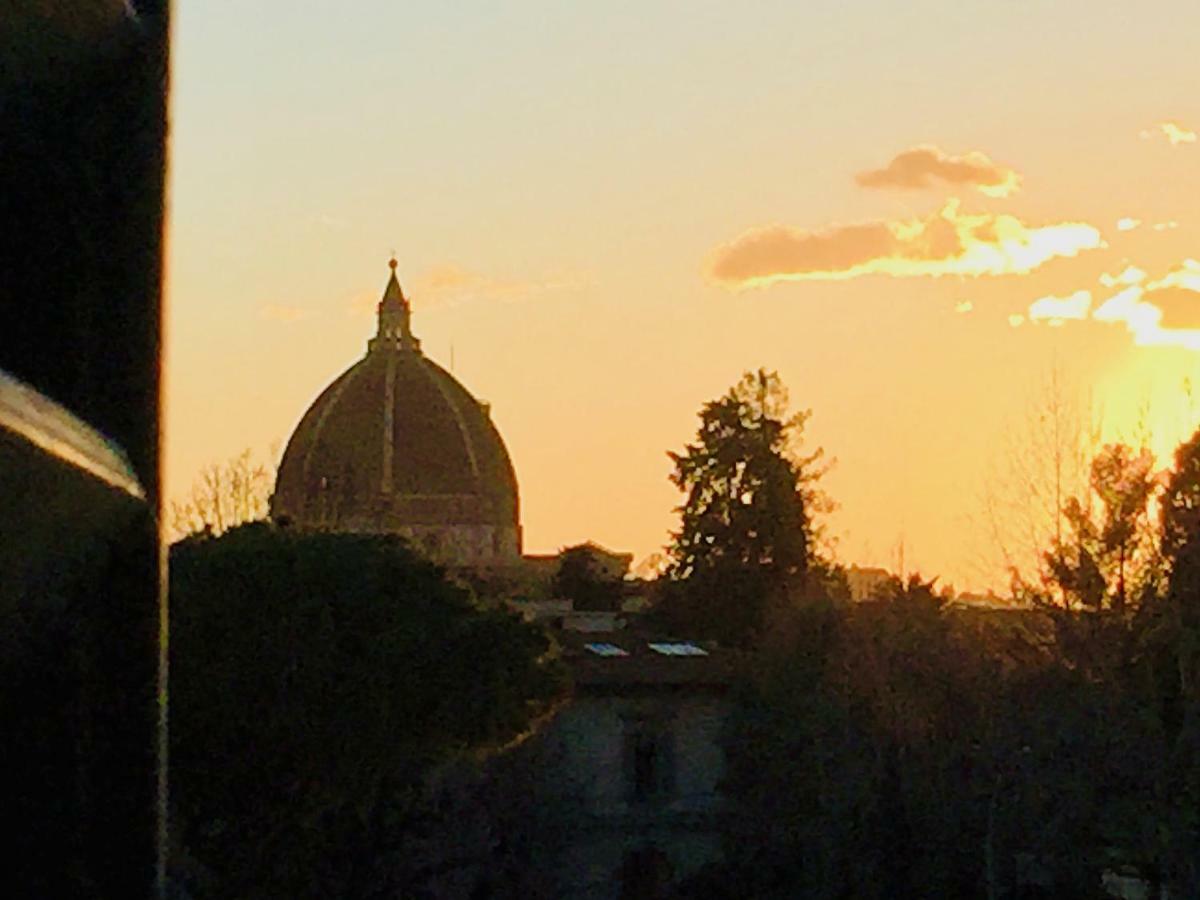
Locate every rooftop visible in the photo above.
<box><xmin>556</xmin><ymin>627</ymin><xmax>742</xmax><ymax>690</ymax></box>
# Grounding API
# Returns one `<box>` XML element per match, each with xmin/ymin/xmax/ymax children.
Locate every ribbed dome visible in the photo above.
<box><xmin>271</xmin><ymin>262</ymin><xmax>521</xmax><ymax>564</ymax></box>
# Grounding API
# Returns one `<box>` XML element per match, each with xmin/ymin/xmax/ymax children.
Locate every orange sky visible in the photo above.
<box><xmin>165</xmin><ymin>2</ymin><xmax>1200</xmax><ymax>591</ymax></box>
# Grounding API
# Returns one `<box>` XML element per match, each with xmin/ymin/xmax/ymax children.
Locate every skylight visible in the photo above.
<box><xmin>585</xmin><ymin>643</ymin><xmax>629</xmax><ymax>657</ymax></box>
<box><xmin>647</xmin><ymin>642</ymin><xmax>708</xmax><ymax>657</ymax></box>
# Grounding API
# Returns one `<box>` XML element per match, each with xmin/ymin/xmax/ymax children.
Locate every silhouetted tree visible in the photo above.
<box><xmin>1017</xmin><ymin>441</ymin><xmax>1163</xmax><ymax>691</ymax></box>
<box><xmin>169</xmin><ymin>447</ymin><xmax>276</xmax><ymax>538</ymax></box>
<box><xmin>712</xmin><ymin>588</ymin><xmax>1169</xmax><ymax>898</ymax></box>
<box><xmin>662</xmin><ymin>369</ymin><xmax>828</xmax><ymax>644</ymax></box>
<box><xmin>1013</xmin><ymin>436</ymin><xmax>1197</xmax><ymax>892</ymax></box>
<box><xmin>169</xmin><ymin>523</ymin><xmax>566</xmax><ymax>898</ymax></box>
<box><xmin>694</xmin><ymin>436</ymin><xmax>1194</xmax><ymax>898</ymax></box>
<box><xmin>1043</xmin><ymin>442</ymin><xmax>1161</xmax><ymax>613</ymax></box>
<box><xmin>715</xmin><ymin>593</ymin><xmax>1004</xmax><ymax>898</ymax></box>
<box><xmin>979</xmin><ymin>365</ymin><xmax>1095</xmax><ymax>590</ymax></box>
<box><xmin>1141</xmin><ymin>427</ymin><xmax>1200</xmax><ymax>894</ymax></box>
<box><xmin>1162</xmin><ymin>427</ymin><xmax>1200</xmax><ymax>564</ymax></box>
<box><xmin>883</xmin><ymin>571</ymin><xmax>946</xmax><ymax>613</ymax></box>
<box><xmin>550</xmin><ymin>544</ymin><xmax>624</xmax><ymax>611</ymax></box>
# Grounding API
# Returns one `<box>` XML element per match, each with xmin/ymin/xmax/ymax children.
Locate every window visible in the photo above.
<box><xmin>585</xmin><ymin>642</ymin><xmax>629</xmax><ymax>657</ymax></box>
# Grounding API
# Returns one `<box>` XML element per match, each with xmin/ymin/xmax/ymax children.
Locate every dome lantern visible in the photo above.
<box><xmin>368</xmin><ymin>257</ymin><xmax>421</xmax><ymax>355</ymax></box>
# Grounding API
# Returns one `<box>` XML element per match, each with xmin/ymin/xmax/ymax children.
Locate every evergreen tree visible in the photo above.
<box><xmin>663</xmin><ymin>369</ymin><xmax>827</xmax><ymax>643</ymax></box>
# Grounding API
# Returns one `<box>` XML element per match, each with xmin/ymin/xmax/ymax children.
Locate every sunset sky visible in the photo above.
<box><xmin>166</xmin><ymin>1</ymin><xmax>1200</xmax><ymax>590</ymax></box>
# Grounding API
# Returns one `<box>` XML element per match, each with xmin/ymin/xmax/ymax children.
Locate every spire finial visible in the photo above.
<box><xmin>388</xmin><ymin>256</ymin><xmax>398</xmax><ymax>271</ymax></box>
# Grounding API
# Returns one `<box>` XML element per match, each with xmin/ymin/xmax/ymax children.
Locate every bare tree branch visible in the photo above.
<box><xmin>169</xmin><ymin>448</ymin><xmax>276</xmax><ymax>539</ymax></box>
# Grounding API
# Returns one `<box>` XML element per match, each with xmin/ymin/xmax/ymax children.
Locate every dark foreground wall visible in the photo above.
<box><xmin>0</xmin><ymin>3</ymin><xmax>169</xmax><ymax>896</ymax></box>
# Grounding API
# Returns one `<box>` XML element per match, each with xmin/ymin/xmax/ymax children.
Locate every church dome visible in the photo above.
<box><xmin>271</xmin><ymin>260</ymin><xmax>521</xmax><ymax>564</ymax></box>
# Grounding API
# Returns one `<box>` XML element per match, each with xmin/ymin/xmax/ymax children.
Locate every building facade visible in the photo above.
<box><xmin>504</xmin><ymin>633</ymin><xmax>736</xmax><ymax>898</ymax></box>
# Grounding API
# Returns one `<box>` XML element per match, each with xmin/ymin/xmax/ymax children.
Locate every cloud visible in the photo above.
<box><xmin>418</xmin><ymin>265</ymin><xmax>494</xmax><ymax>293</ymax></box>
<box><xmin>1153</xmin><ymin>221</ymin><xmax>1179</xmax><ymax>231</ymax></box>
<box><xmin>345</xmin><ymin>263</ymin><xmax>584</xmax><ymax>318</ymax></box>
<box><xmin>706</xmin><ymin>201</ymin><xmax>1103</xmax><ymax>289</ymax></box>
<box><xmin>412</xmin><ymin>264</ymin><xmax>582</xmax><ymax>305</ymax></box>
<box><xmin>1149</xmin><ymin>288</ymin><xmax>1200</xmax><ymax>330</ymax></box>
<box><xmin>1094</xmin><ymin>285</ymin><xmax>1161</xmax><ymax>333</ymax></box>
<box><xmin>259</xmin><ymin>305</ymin><xmax>315</xmax><ymax>323</ymax></box>
<box><xmin>346</xmin><ymin>289</ymin><xmax>381</xmax><ymax>319</ymax></box>
<box><xmin>1146</xmin><ymin>259</ymin><xmax>1200</xmax><ymax>293</ymax></box>
<box><xmin>1092</xmin><ymin>261</ymin><xmax>1200</xmax><ymax>350</ymax></box>
<box><xmin>1003</xmin><ymin>256</ymin><xmax>1200</xmax><ymax>350</ymax></box>
<box><xmin>1146</xmin><ymin>260</ymin><xmax>1200</xmax><ymax>330</ymax></box>
<box><xmin>1099</xmin><ymin>265</ymin><xmax>1147</xmax><ymax>288</ymax></box>
<box><xmin>344</xmin><ymin>263</ymin><xmax>581</xmax><ymax>320</ymax></box>
<box><xmin>855</xmin><ymin>145</ymin><xmax>1021</xmax><ymax>197</ymax></box>
<box><xmin>1141</xmin><ymin>121</ymin><xmax>1197</xmax><ymax>146</ymax></box>
<box><xmin>1028</xmin><ymin>290</ymin><xmax>1091</xmax><ymax>324</ymax></box>
<box><xmin>1116</xmin><ymin>217</ymin><xmax>1141</xmax><ymax>232</ymax></box>
<box><xmin>954</xmin><ymin>300</ymin><xmax>974</xmax><ymax>313</ymax></box>
<box><xmin>306</xmin><ymin>214</ymin><xmax>348</xmax><ymax>231</ymax></box>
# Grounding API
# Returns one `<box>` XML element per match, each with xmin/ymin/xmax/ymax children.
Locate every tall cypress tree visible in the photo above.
<box><xmin>664</xmin><ymin>369</ymin><xmax>826</xmax><ymax>643</ymax></box>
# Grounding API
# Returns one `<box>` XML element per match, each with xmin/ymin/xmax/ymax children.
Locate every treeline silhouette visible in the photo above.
<box><xmin>167</xmin><ymin>526</ymin><xmax>567</xmax><ymax>897</ymax></box>
<box><xmin>155</xmin><ymin>371</ymin><xmax>1199</xmax><ymax>897</ymax></box>
<box><xmin>660</xmin><ymin>372</ymin><xmax>1199</xmax><ymax>898</ymax></box>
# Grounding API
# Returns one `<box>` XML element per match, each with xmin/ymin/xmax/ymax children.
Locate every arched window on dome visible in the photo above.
<box><xmin>315</xmin><ymin>475</ymin><xmax>331</xmax><ymax>524</ymax></box>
